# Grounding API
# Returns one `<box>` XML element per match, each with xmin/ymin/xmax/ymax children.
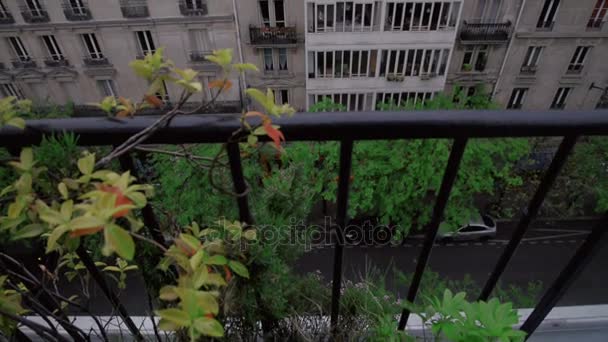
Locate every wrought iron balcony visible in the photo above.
<box><xmin>11</xmin><ymin>58</ymin><xmax>37</xmax><ymax>69</ymax></box>
<box><xmin>188</xmin><ymin>50</ymin><xmax>213</xmax><ymax>62</ymax></box>
<box><xmin>520</xmin><ymin>65</ymin><xmax>537</xmax><ymax>75</ymax></box>
<box><xmin>20</xmin><ymin>7</ymin><xmax>50</xmax><ymax>23</ymax></box>
<box><xmin>83</xmin><ymin>56</ymin><xmax>110</xmax><ymax>66</ymax></box>
<box><xmin>62</xmin><ymin>1</ymin><xmax>92</xmax><ymax>21</ymax></box>
<box><xmin>120</xmin><ymin>1</ymin><xmax>149</xmax><ymax>18</ymax></box>
<box><xmin>178</xmin><ymin>1</ymin><xmax>208</xmax><ymax>16</ymax></box>
<box><xmin>250</xmin><ymin>26</ymin><xmax>298</xmax><ymax>45</ymax></box>
<box><xmin>0</xmin><ymin>11</ymin><xmax>15</xmax><ymax>24</ymax></box>
<box><xmin>44</xmin><ymin>58</ymin><xmax>70</xmax><ymax>68</ymax></box>
<box><xmin>460</xmin><ymin>20</ymin><xmax>512</xmax><ymax>43</ymax></box>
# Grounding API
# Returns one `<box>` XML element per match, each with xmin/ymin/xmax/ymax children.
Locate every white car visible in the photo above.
<box><xmin>437</xmin><ymin>214</ymin><xmax>497</xmax><ymax>242</ymax></box>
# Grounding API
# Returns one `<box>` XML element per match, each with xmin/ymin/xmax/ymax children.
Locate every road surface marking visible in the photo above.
<box><xmin>521</xmin><ymin>231</ymin><xmax>588</xmax><ymax>242</ymax></box>
<box><xmin>533</xmin><ymin>228</ymin><xmax>591</xmax><ymax>234</ymax></box>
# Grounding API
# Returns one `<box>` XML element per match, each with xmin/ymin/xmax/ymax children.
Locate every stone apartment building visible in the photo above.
<box><xmin>0</xmin><ymin>0</ymin><xmax>607</xmax><ymax>112</ymax></box>
<box><xmin>0</xmin><ymin>0</ymin><xmax>241</xmax><ymax>110</ymax></box>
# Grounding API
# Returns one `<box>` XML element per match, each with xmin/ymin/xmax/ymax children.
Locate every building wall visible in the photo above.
<box><xmin>0</xmin><ymin>0</ymin><xmax>241</xmax><ymax>110</ymax></box>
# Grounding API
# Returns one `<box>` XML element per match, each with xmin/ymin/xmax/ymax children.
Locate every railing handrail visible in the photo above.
<box><xmin>1</xmin><ymin>110</ymin><xmax>608</xmax><ymax>147</ymax></box>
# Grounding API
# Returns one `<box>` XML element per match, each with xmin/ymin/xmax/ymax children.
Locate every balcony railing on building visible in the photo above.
<box><xmin>0</xmin><ymin>10</ymin><xmax>15</xmax><ymax>24</ymax></box>
<box><xmin>120</xmin><ymin>0</ymin><xmax>149</xmax><ymax>18</ymax></box>
<box><xmin>188</xmin><ymin>51</ymin><xmax>213</xmax><ymax>63</ymax></box>
<box><xmin>12</xmin><ymin>58</ymin><xmax>37</xmax><ymax>69</ymax></box>
<box><xmin>179</xmin><ymin>0</ymin><xmax>208</xmax><ymax>16</ymax></box>
<box><xmin>44</xmin><ymin>57</ymin><xmax>70</xmax><ymax>68</ymax></box>
<box><xmin>520</xmin><ymin>65</ymin><xmax>537</xmax><ymax>75</ymax></box>
<box><xmin>62</xmin><ymin>1</ymin><xmax>92</xmax><ymax>21</ymax></box>
<box><xmin>250</xmin><ymin>26</ymin><xmax>298</xmax><ymax>45</ymax></box>
<box><xmin>460</xmin><ymin>20</ymin><xmax>512</xmax><ymax>43</ymax></box>
<box><xmin>83</xmin><ymin>56</ymin><xmax>110</xmax><ymax>66</ymax></box>
<box><xmin>20</xmin><ymin>6</ymin><xmax>50</xmax><ymax>23</ymax></box>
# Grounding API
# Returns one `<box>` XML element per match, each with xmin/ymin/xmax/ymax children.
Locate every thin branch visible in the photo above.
<box><xmin>0</xmin><ymin>307</ymin><xmax>68</xmax><ymax>342</ymax></box>
<box><xmin>129</xmin><ymin>231</ymin><xmax>168</xmax><ymax>253</ymax></box>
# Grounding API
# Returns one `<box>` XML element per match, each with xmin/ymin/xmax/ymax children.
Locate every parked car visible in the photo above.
<box><xmin>436</xmin><ymin>214</ymin><xmax>497</xmax><ymax>242</ymax></box>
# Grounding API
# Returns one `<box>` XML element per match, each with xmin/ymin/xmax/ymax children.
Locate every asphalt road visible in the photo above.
<box><xmin>295</xmin><ymin>219</ymin><xmax>607</xmax><ymax>306</ymax></box>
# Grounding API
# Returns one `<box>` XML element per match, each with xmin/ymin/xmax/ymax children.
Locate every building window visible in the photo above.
<box><xmin>42</xmin><ymin>35</ymin><xmax>64</xmax><ymax>60</ymax></box>
<box><xmin>311</xmin><ymin>92</ymin><xmax>372</xmax><ymax>111</ymax></box>
<box><xmin>461</xmin><ymin>45</ymin><xmax>488</xmax><ymax>72</ymax></box>
<box><xmin>67</xmin><ymin>0</ymin><xmax>87</xmax><ymax>15</ymax></box>
<box><xmin>97</xmin><ymin>80</ymin><xmax>117</xmax><ymax>97</ymax></box>
<box><xmin>0</xmin><ymin>1</ymin><xmax>11</xmax><ymax>18</ymax></box>
<box><xmin>310</xmin><ymin>50</ymin><xmax>377</xmax><ymax>78</ymax></box>
<box><xmin>0</xmin><ymin>83</ymin><xmax>24</xmax><ymax>99</ymax></box>
<box><xmin>309</xmin><ymin>1</ymin><xmax>379</xmax><ymax>33</ymax></box>
<box><xmin>135</xmin><ymin>30</ymin><xmax>156</xmax><ymax>56</ymax></box>
<box><xmin>276</xmin><ymin>89</ymin><xmax>289</xmax><ymax>104</ymax></box>
<box><xmin>263</xmin><ymin>48</ymin><xmax>274</xmax><ymax>71</ymax></box>
<box><xmin>507</xmin><ymin>88</ymin><xmax>527</xmax><ymax>109</ymax></box>
<box><xmin>380</xmin><ymin>48</ymin><xmax>449</xmax><ymax>77</ymax></box>
<box><xmin>8</xmin><ymin>37</ymin><xmax>30</xmax><ymax>61</ymax></box>
<box><xmin>597</xmin><ymin>92</ymin><xmax>608</xmax><ymax>109</ymax></box>
<box><xmin>81</xmin><ymin>33</ymin><xmax>103</xmax><ymax>59</ymax></box>
<box><xmin>259</xmin><ymin>0</ymin><xmax>285</xmax><ymax>27</ymax></box>
<box><xmin>24</xmin><ymin>0</ymin><xmax>45</xmax><ymax>16</ymax></box>
<box><xmin>550</xmin><ymin>87</ymin><xmax>571</xmax><ymax>109</ymax></box>
<box><xmin>278</xmin><ymin>48</ymin><xmax>288</xmax><ymax>71</ymax></box>
<box><xmin>567</xmin><ymin>46</ymin><xmax>591</xmax><ymax>74</ymax></box>
<box><xmin>588</xmin><ymin>0</ymin><xmax>608</xmax><ymax>28</ymax></box>
<box><xmin>385</xmin><ymin>1</ymin><xmax>460</xmax><ymax>31</ymax></box>
<box><xmin>184</xmin><ymin>0</ymin><xmax>205</xmax><ymax>10</ymax></box>
<box><xmin>376</xmin><ymin>92</ymin><xmax>433</xmax><ymax>108</ymax></box>
<box><xmin>521</xmin><ymin>46</ymin><xmax>543</xmax><ymax>74</ymax></box>
<box><xmin>537</xmin><ymin>0</ymin><xmax>560</xmax><ymax>29</ymax></box>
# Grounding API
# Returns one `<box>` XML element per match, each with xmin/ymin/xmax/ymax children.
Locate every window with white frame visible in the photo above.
<box><xmin>259</xmin><ymin>0</ymin><xmax>285</xmax><ymax>27</ymax></box>
<box><xmin>550</xmin><ymin>87</ymin><xmax>571</xmax><ymax>109</ymax></box>
<box><xmin>184</xmin><ymin>0</ymin><xmax>206</xmax><ymax>10</ymax></box>
<box><xmin>0</xmin><ymin>83</ymin><xmax>24</xmax><ymax>99</ymax></box>
<box><xmin>68</xmin><ymin>0</ymin><xmax>87</xmax><ymax>15</ymax></box>
<box><xmin>521</xmin><ymin>46</ymin><xmax>543</xmax><ymax>74</ymax></box>
<box><xmin>385</xmin><ymin>1</ymin><xmax>460</xmax><ymax>31</ymax></box>
<box><xmin>567</xmin><ymin>46</ymin><xmax>591</xmax><ymax>74</ymax></box>
<box><xmin>588</xmin><ymin>0</ymin><xmax>608</xmax><ymax>28</ymax></box>
<box><xmin>376</xmin><ymin>91</ymin><xmax>433</xmax><ymax>108</ymax></box>
<box><xmin>310</xmin><ymin>93</ymin><xmax>373</xmax><ymax>111</ymax></box>
<box><xmin>537</xmin><ymin>0</ymin><xmax>560</xmax><ymax>29</ymax></box>
<box><xmin>81</xmin><ymin>33</ymin><xmax>103</xmax><ymax>59</ymax></box>
<box><xmin>25</xmin><ymin>0</ymin><xmax>45</xmax><ymax>16</ymax></box>
<box><xmin>308</xmin><ymin>1</ymin><xmax>379</xmax><ymax>33</ymax></box>
<box><xmin>309</xmin><ymin>50</ymin><xmax>377</xmax><ymax>78</ymax></box>
<box><xmin>278</xmin><ymin>48</ymin><xmax>288</xmax><ymax>71</ymax></box>
<box><xmin>189</xmin><ymin>29</ymin><xmax>212</xmax><ymax>53</ymax></box>
<box><xmin>8</xmin><ymin>37</ymin><xmax>30</xmax><ymax>61</ymax></box>
<box><xmin>263</xmin><ymin>48</ymin><xmax>274</xmax><ymax>71</ymax></box>
<box><xmin>475</xmin><ymin>0</ymin><xmax>501</xmax><ymax>21</ymax></box>
<box><xmin>506</xmin><ymin>88</ymin><xmax>527</xmax><ymax>109</ymax></box>
<box><xmin>97</xmin><ymin>80</ymin><xmax>117</xmax><ymax>97</ymax></box>
<box><xmin>379</xmin><ymin>48</ymin><xmax>449</xmax><ymax>77</ymax></box>
<box><xmin>0</xmin><ymin>1</ymin><xmax>10</xmax><ymax>18</ymax></box>
<box><xmin>461</xmin><ymin>45</ymin><xmax>488</xmax><ymax>72</ymax></box>
<box><xmin>42</xmin><ymin>35</ymin><xmax>64</xmax><ymax>60</ymax></box>
<box><xmin>135</xmin><ymin>30</ymin><xmax>156</xmax><ymax>56</ymax></box>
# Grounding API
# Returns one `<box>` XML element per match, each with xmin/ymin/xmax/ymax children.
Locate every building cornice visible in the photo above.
<box><xmin>515</xmin><ymin>31</ymin><xmax>608</xmax><ymax>39</ymax></box>
<box><xmin>0</xmin><ymin>15</ymin><xmax>234</xmax><ymax>32</ymax></box>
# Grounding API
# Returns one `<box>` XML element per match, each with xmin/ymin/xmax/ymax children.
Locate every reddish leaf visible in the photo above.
<box><xmin>208</xmin><ymin>79</ymin><xmax>232</xmax><ymax>91</ymax></box>
<box><xmin>99</xmin><ymin>185</ymin><xmax>133</xmax><ymax>218</ymax></box>
<box><xmin>116</xmin><ymin>110</ymin><xmax>130</xmax><ymax>118</ymax></box>
<box><xmin>244</xmin><ymin>111</ymin><xmax>267</xmax><ymax>119</ymax></box>
<box><xmin>224</xmin><ymin>265</ymin><xmax>232</xmax><ymax>282</ymax></box>
<box><xmin>69</xmin><ymin>226</ymin><xmax>104</xmax><ymax>238</ymax></box>
<box><xmin>263</xmin><ymin>121</ymin><xmax>285</xmax><ymax>151</ymax></box>
<box><xmin>175</xmin><ymin>238</ymin><xmax>196</xmax><ymax>257</ymax></box>
<box><xmin>145</xmin><ymin>95</ymin><xmax>163</xmax><ymax>108</ymax></box>
<box><xmin>204</xmin><ymin>313</ymin><xmax>215</xmax><ymax>319</ymax></box>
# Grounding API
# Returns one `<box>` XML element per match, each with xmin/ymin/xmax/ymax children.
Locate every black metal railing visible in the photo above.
<box><xmin>587</xmin><ymin>19</ymin><xmax>603</xmax><ymax>29</ymax></box>
<box><xmin>20</xmin><ymin>6</ymin><xmax>50</xmax><ymax>23</ymax></box>
<box><xmin>119</xmin><ymin>0</ymin><xmax>149</xmax><ymax>18</ymax></box>
<box><xmin>460</xmin><ymin>20</ymin><xmax>512</xmax><ymax>42</ymax></box>
<box><xmin>82</xmin><ymin>56</ymin><xmax>110</xmax><ymax>66</ymax></box>
<box><xmin>178</xmin><ymin>0</ymin><xmax>208</xmax><ymax>16</ymax></box>
<box><xmin>250</xmin><ymin>26</ymin><xmax>298</xmax><ymax>45</ymax></box>
<box><xmin>1</xmin><ymin>110</ymin><xmax>608</xmax><ymax>340</ymax></box>
<box><xmin>0</xmin><ymin>11</ymin><xmax>15</xmax><ymax>24</ymax></box>
<box><xmin>520</xmin><ymin>65</ymin><xmax>537</xmax><ymax>75</ymax></box>
<box><xmin>43</xmin><ymin>58</ymin><xmax>70</xmax><ymax>67</ymax></box>
<box><xmin>11</xmin><ymin>58</ymin><xmax>37</xmax><ymax>69</ymax></box>
<box><xmin>62</xmin><ymin>1</ymin><xmax>92</xmax><ymax>21</ymax></box>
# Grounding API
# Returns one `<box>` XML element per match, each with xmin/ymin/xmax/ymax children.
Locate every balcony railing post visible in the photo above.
<box><xmin>397</xmin><ymin>138</ymin><xmax>468</xmax><ymax>330</ymax></box>
<box><xmin>520</xmin><ymin>213</ymin><xmax>608</xmax><ymax>339</ymax></box>
<box><xmin>226</xmin><ymin>143</ymin><xmax>254</xmax><ymax>225</ymax></box>
<box><xmin>330</xmin><ymin>139</ymin><xmax>354</xmax><ymax>337</ymax></box>
<box><xmin>479</xmin><ymin>135</ymin><xmax>578</xmax><ymax>301</ymax></box>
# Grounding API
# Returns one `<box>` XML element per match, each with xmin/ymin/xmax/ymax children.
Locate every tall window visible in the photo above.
<box><xmin>135</xmin><ymin>30</ymin><xmax>156</xmax><ymax>56</ymax></box>
<box><xmin>0</xmin><ymin>83</ymin><xmax>24</xmax><ymax>99</ymax></box>
<box><xmin>68</xmin><ymin>0</ymin><xmax>87</xmax><ymax>15</ymax></box>
<box><xmin>184</xmin><ymin>0</ymin><xmax>205</xmax><ymax>10</ymax></box>
<box><xmin>597</xmin><ymin>92</ymin><xmax>608</xmax><ymax>109</ymax></box>
<box><xmin>376</xmin><ymin>92</ymin><xmax>434</xmax><ymax>108</ymax></box>
<box><xmin>81</xmin><ymin>33</ymin><xmax>103</xmax><ymax>59</ymax></box>
<box><xmin>311</xmin><ymin>93</ymin><xmax>372</xmax><ymax>111</ymax></box>
<box><xmin>8</xmin><ymin>37</ymin><xmax>30</xmax><ymax>61</ymax></box>
<box><xmin>461</xmin><ymin>45</ymin><xmax>488</xmax><ymax>72</ymax></box>
<box><xmin>97</xmin><ymin>80</ymin><xmax>117</xmax><ymax>97</ymax></box>
<box><xmin>189</xmin><ymin>29</ymin><xmax>211</xmax><ymax>53</ymax></box>
<box><xmin>259</xmin><ymin>0</ymin><xmax>285</xmax><ymax>27</ymax></box>
<box><xmin>588</xmin><ymin>0</ymin><xmax>608</xmax><ymax>28</ymax></box>
<box><xmin>567</xmin><ymin>46</ymin><xmax>591</xmax><ymax>74</ymax></box>
<box><xmin>278</xmin><ymin>48</ymin><xmax>288</xmax><ymax>71</ymax></box>
<box><xmin>276</xmin><ymin>89</ymin><xmax>289</xmax><ymax>104</ymax></box>
<box><xmin>310</xmin><ymin>1</ymin><xmax>378</xmax><ymax>33</ymax></box>
<box><xmin>537</xmin><ymin>0</ymin><xmax>560</xmax><ymax>29</ymax></box>
<box><xmin>380</xmin><ymin>48</ymin><xmax>449</xmax><ymax>77</ymax></box>
<box><xmin>507</xmin><ymin>88</ymin><xmax>527</xmax><ymax>109</ymax></box>
<box><xmin>550</xmin><ymin>87</ymin><xmax>571</xmax><ymax>109</ymax></box>
<box><xmin>263</xmin><ymin>48</ymin><xmax>273</xmax><ymax>71</ymax></box>
<box><xmin>385</xmin><ymin>1</ymin><xmax>460</xmax><ymax>31</ymax></box>
<box><xmin>0</xmin><ymin>1</ymin><xmax>10</xmax><ymax>18</ymax></box>
<box><xmin>475</xmin><ymin>0</ymin><xmax>501</xmax><ymax>21</ymax></box>
<box><xmin>521</xmin><ymin>46</ymin><xmax>543</xmax><ymax>73</ymax></box>
<box><xmin>310</xmin><ymin>50</ymin><xmax>377</xmax><ymax>78</ymax></box>
<box><xmin>24</xmin><ymin>0</ymin><xmax>45</xmax><ymax>16</ymax></box>
<box><xmin>42</xmin><ymin>35</ymin><xmax>64</xmax><ymax>60</ymax></box>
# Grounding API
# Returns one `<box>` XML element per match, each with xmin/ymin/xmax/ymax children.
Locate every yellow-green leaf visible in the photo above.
<box><xmin>77</xmin><ymin>153</ymin><xmax>95</xmax><ymax>175</ymax></box>
<box><xmin>104</xmin><ymin>224</ymin><xmax>135</xmax><ymax>260</ymax></box>
<box><xmin>192</xmin><ymin>317</ymin><xmax>224</xmax><ymax>337</ymax></box>
<box><xmin>70</xmin><ymin>216</ymin><xmax>106</xmax><ymax>230</ymax></box>
<box><xmin>159</xmin><ymin>285</ymin><xmax>178</xmax><ymax>301</ymax></box>
<box><xmin>233</xmin><ymin>63</ymin><xmax>259</xmax><ymax>72</ymax></box>
<box><xmin>6</xmin><ymin>117</ymin><xmax>25</xmax><ymax>129</ymax></box>
<box><xmin>58</xmin><ymin>182</ymin><xmax>68</xmax><ymax>200</ymax></box>
<box><xmin>228</xmin><ymin>261</ymin><xmax>249</xmax><ymax>279</ymax></box>
<box><xmin>11</xmin><ymin>224</ymin><xmax>45</xmax><ymax>240</ymax></box>
<box><xmin>156</xmin><ymin>308</ymin><xmax>191</xmax><ymax>328</ymax></box>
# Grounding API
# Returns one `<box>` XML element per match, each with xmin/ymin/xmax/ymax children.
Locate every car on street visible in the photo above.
<box><xmin>436</xmin><ymin>214</ymin><xmax>497</xmax><ymax>242</ymax></box>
